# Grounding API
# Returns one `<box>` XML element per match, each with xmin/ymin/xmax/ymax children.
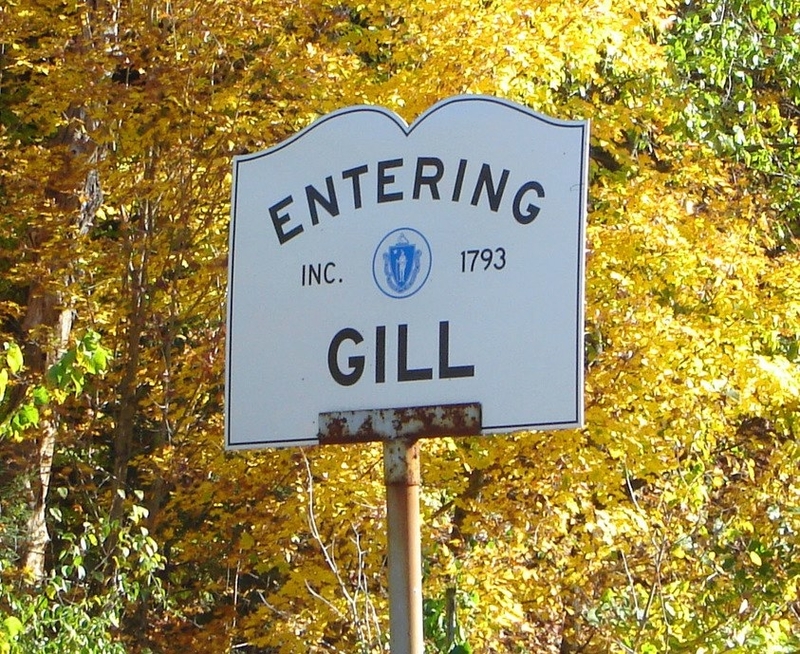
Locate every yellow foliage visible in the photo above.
<box><xmin>2</xmin><ymin>0</ymin><xmax>799</xmax><ymax>652</ymax></box>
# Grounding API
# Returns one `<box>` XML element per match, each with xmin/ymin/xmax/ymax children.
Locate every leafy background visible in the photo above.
<box><xmin>1</xmin><ymin>0</ymin><xmax>799</xmax><ymax>652</ymax></box>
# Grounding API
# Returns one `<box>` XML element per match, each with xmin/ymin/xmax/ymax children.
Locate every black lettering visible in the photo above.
<box><xmin>470</xmin><ymin>164</ymin><xmax>510</xmax><ymax>212</ymax></box>
<box><xmin>377</xmin><ymin>158</ymin><xmax>404</xmax><ymax>203</ymax></box>
<box><xmin>413</xmin><ymin>157</ymin><xmax>444</xmax><ymax>200</ymax></box>
<box><xmin>512</xmin><ymin>181</ymin><xmax>545</xmax><ymax>224</ymax></box>
<box><xmin>342</xmin><ymin>164</ymin><xmax>368</xmax><ymax>209</ymax></box>
<box><xmin>438</xmin><ymin>321</ymin><xmax>475</xmax><ymax>379</ymax></box>
<box><xmin>375</xmin><ymin>325</ymin><xmax>386</xmax><ymax>384</ymax></box>
<box><xmin>269</xmin><ymin>195</ymin><xmax>303</xmax><ymax>245</ymax></box>
<box><xmin>451</xmin><ymin>158</ymin><xmax>468</xmax><ymax>202</ymax></box>
<box><xmin>397</xmin><ymin>324</ymin><xmax>433</xmax><ymax>382</ymax></box>
<box><xmin>303</xmin><ymin>263</ymin><xmax>338</xmax><ymax>286</ymax></box>
<box><xmin>323</xmin><ymin>262</ymin><xmax>336</xmax><ymax>284</ymax></box>
<box><xmin>306</xmin><ymin>176</ymin><xmax>340</xmax><ymax>225</ymax></box>
<box><xmin>328</xmin><ymin>328</ymin><xmax>365</xmax><ymax>386</ymax></box>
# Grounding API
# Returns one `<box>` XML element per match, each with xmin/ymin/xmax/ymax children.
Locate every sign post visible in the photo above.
<box><xmin>319</xmin><ymin>403</ymin><xmax>482</xmax><ymax>653</ymax></box>
<box><xmin>225</xmin><ymin>95</ymin><xmax>589</xmax><ymax>651</ymax></box>
<box><xmin>384</xmin><ymin>438</ymin><xmax>423</xmax><ymax>654</ymax></box>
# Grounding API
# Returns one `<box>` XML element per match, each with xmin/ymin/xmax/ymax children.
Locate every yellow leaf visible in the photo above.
<box><xmin>240</xmin><ymin>531</ymin><xmax>255</xmax><ymax>551</ymax></box>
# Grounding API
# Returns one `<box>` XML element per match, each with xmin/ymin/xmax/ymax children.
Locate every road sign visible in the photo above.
<box><xmin>225</xmin><ymin>95</ymin><xmax>589</xmax><ymax>449</ymax></box>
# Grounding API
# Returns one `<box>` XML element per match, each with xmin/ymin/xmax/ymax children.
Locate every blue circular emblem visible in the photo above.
<box><xmin>372</xmin><ymin>228</ymin><xmax>432</xmax><ymax>299</ymax></box>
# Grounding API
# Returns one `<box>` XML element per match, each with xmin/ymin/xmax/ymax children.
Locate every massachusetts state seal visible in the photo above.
<box><xmin>372</xmin><ymin>228</ymin><xmax>432</xmax><ymax>299</ymax></box>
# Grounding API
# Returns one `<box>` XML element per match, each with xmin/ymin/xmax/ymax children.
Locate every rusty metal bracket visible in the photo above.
<box><xmin>318</xmin><ymin>402</ymin><xmax>482</xmax><ymax>445</ymax></box>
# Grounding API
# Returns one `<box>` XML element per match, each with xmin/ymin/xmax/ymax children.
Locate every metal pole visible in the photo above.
<box><xmin>384</xmin><ymin>438</ymin><xmax>424</xmax><ymax>654</ymax></box>
<box><xmin>319</xmin><ymin>404</ymin><xmax>481</xmax><ymax>653</ymax></box>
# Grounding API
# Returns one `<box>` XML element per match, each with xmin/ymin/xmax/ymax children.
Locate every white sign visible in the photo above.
<box><xmin>226</xmin><ymin>96</ymin><xmax>588</xmax><ymax>449</ymax></box>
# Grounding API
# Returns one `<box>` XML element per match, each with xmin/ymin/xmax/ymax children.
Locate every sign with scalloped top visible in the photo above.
<box><xmin>225</xmin><ymin>96</ymin><xmax>589</xmax><ymax>449</ymax></box>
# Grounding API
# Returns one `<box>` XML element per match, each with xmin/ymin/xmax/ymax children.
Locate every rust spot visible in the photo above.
<box><xmin>318</xmin><ymin>403</ymin><xmax>481</xmax><ymax>445</ymax></box>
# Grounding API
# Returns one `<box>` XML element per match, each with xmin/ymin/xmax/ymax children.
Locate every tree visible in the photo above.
<box><xmin>1</xmin><ymin>0</ymin><xmax>799</xmax><ymax>652</ymax></box>
<box><xmin>668</xmin><ymin>0</ymin><xmax>800</xmax><ymax>251</ymax></box>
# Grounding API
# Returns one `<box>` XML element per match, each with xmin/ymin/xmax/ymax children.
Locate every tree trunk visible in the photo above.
<box><xmin>21</xmin><ymin>306</ymin><xmax>74</xmax><ymax>580</ymax></box>
<box><xmin>19</xmin><ymin>106</ymin><xmax>101</xmax><ymax>581</ymax></box>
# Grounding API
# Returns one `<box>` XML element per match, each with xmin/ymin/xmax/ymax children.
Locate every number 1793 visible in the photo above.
<box><xmin>460</xmin><ymin>247</ymin><xmax>506</xmax><ymax>272</ymax></box>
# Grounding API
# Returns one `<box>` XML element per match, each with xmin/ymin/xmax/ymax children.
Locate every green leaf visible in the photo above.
<box><xmin>2</xmin><ymin>615</ymin><xmax>23</xmax><ymax>640</ymax></box>
<box><xmin>91</xmin><ymin>345</ymin><xmax>110</xmax><ymax>373</ymax></box>
<box><xmin>32</xmin><ymin>386</ymin><xmax>50</xmax><ymax>406</ymax></box>
<box><xmin>5</xmin><ymin>343</ymin><xmax>23</xmax><ymax>374</ymax></box>
<box><xmin>12</xmin><ymin>404</ymin><xmax>39</xmax><ymax>430</ymax></box>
